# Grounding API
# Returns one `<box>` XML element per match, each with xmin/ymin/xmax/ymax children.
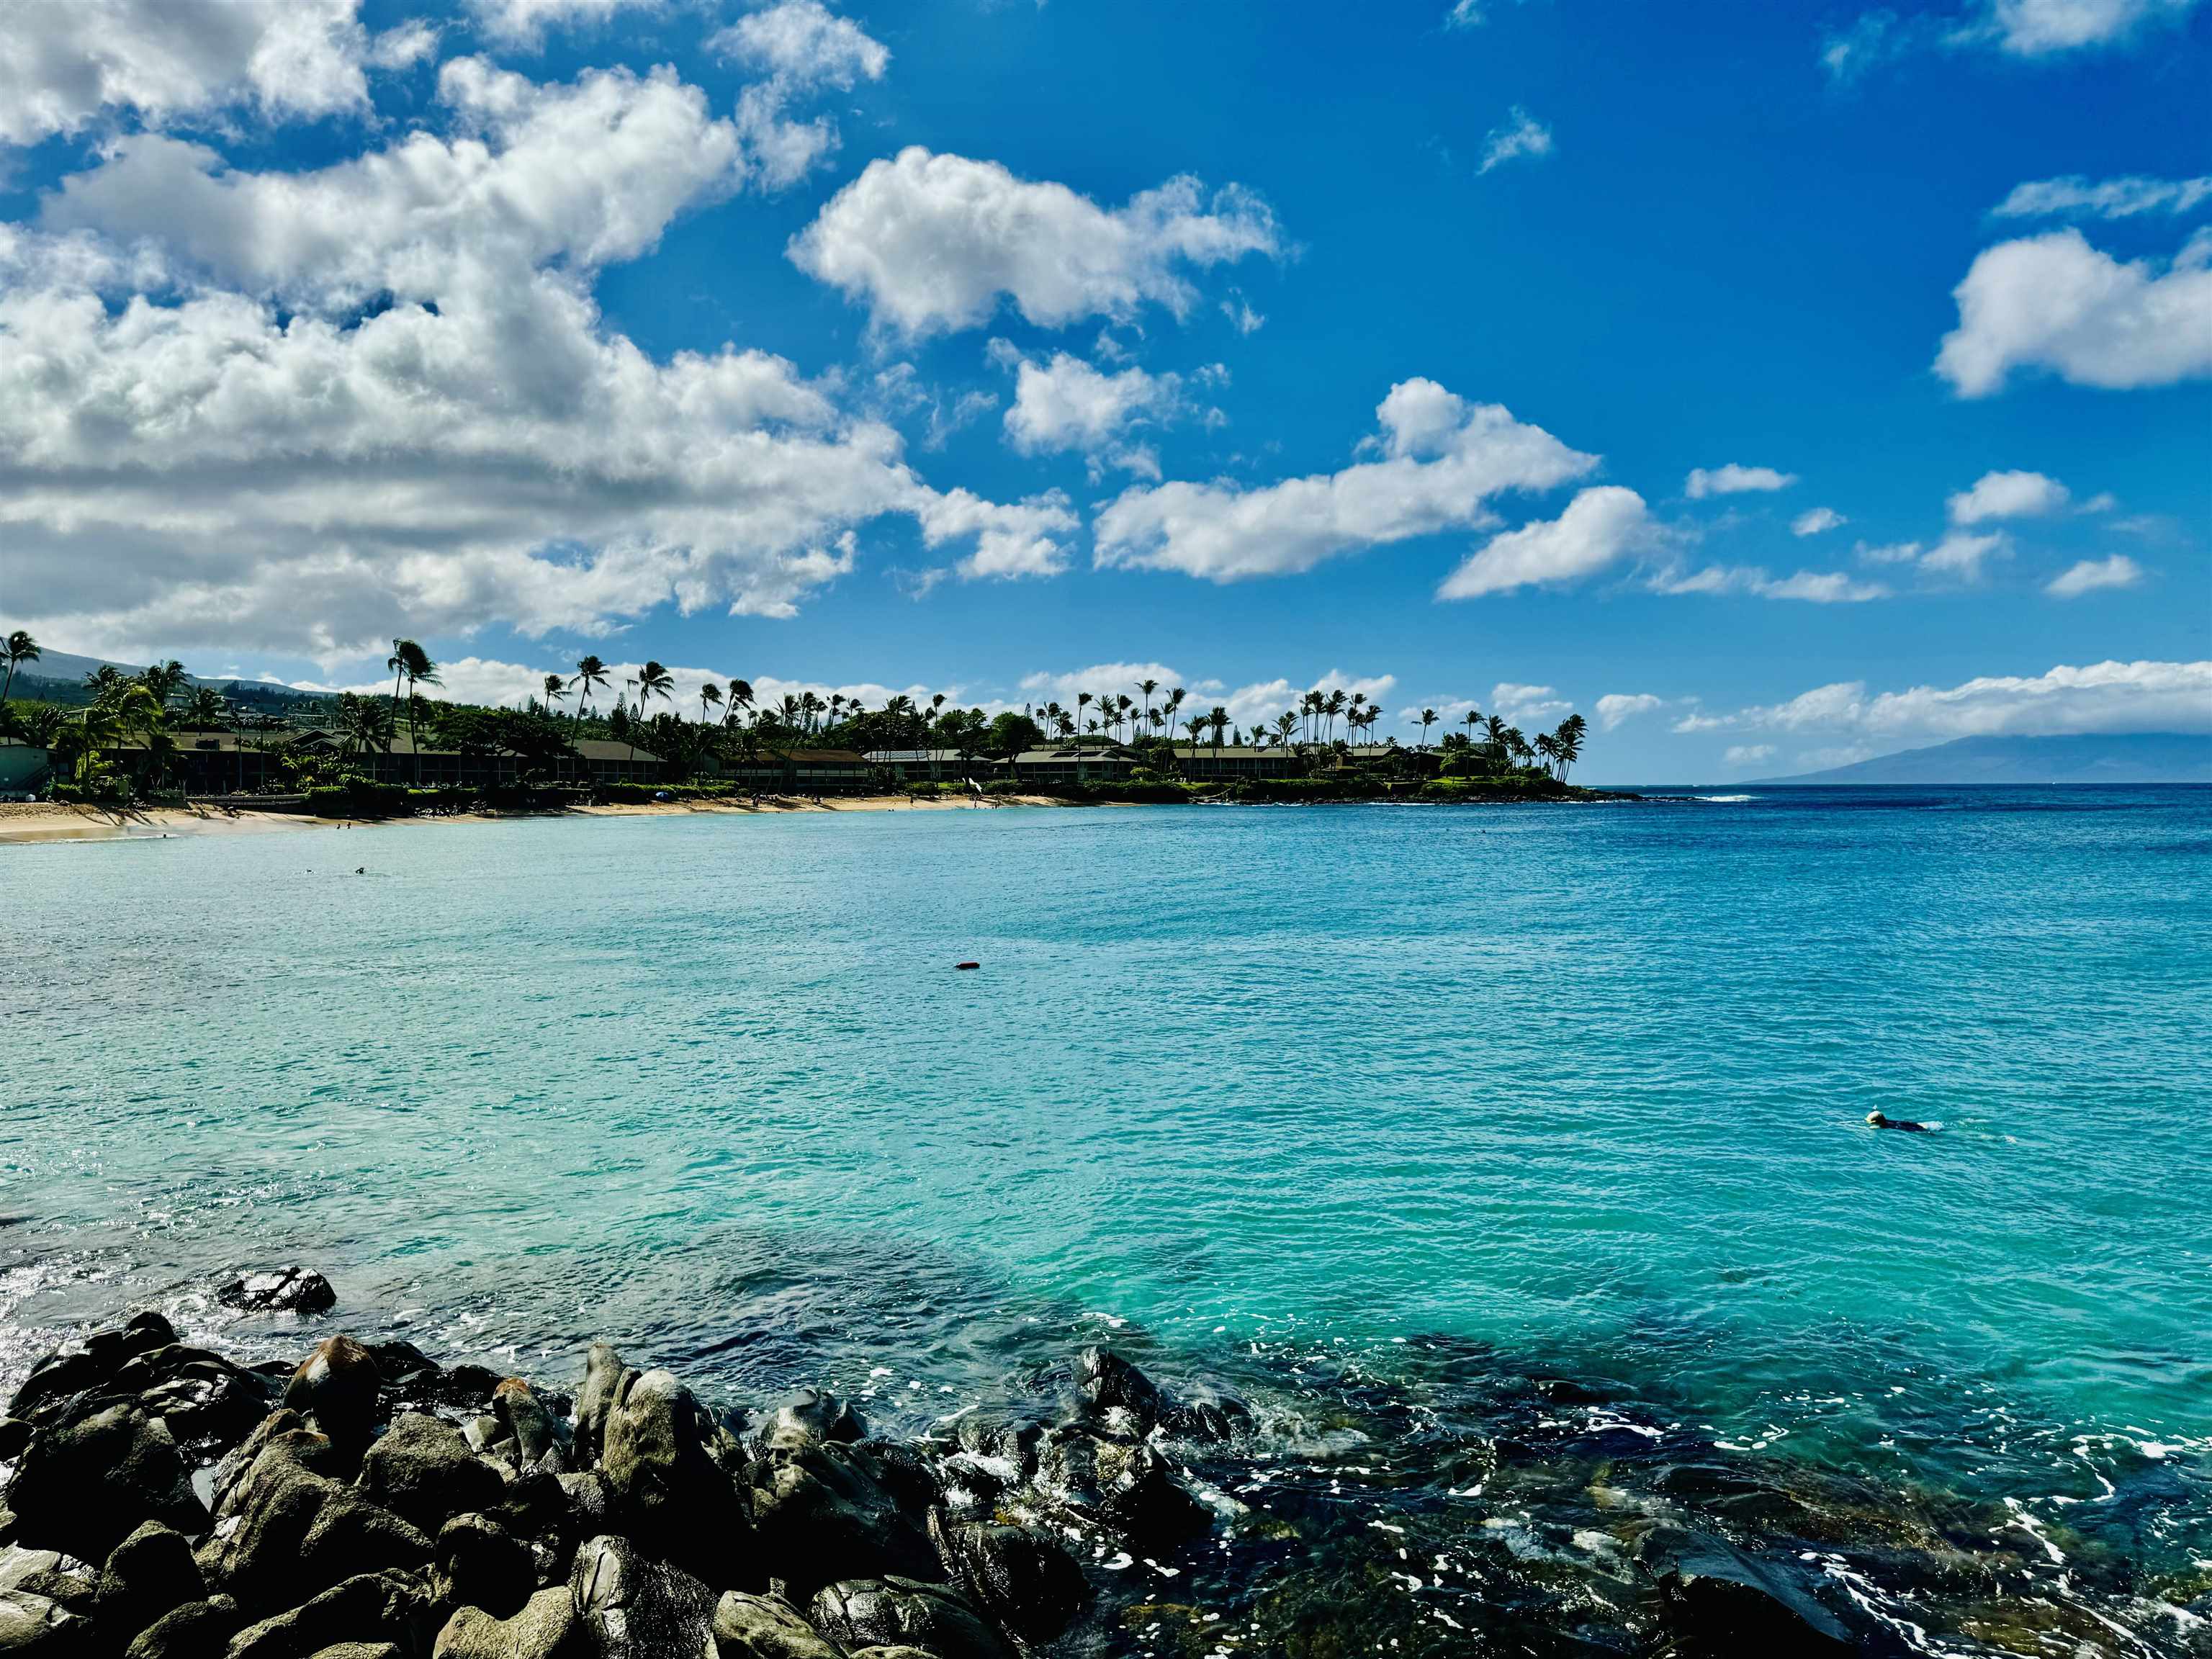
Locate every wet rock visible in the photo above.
<box><xmin>597</xmin><ymin>1370</ymin><xmax>750</xmax><ymax>1578</ymax></box>
<box><xmin>760</xmin><ymin>1392</ymin><xmax>865</xmax><ymax>1454</ymax></box>
<box><xmin>807</xmin><ymin>1578</ymin><xmax>1012</xmax><ymax>1659</ymax></box>
<box><xmin>709</xmin><ymin>1590</ymin><xmax>848</xmax><ymax>1659</ymax></box>
<box><xmin>433</xmin><ymin>1514</ymin><xmax>536</xmax><ymax>1621</ymax></box>
<box><xmin>475</xmin><ymin>1380</ymin><xmax>567</xmax><ymax>1475</ymax></box>
<box><xmin>1637</xmin><ymin>1527</ymin><xmax>1855</xmax><ymax>1655</ymax></box>
<box><xmin>199</xmin><ymin>1440</ymin><xmax>431</xmax><ymax>1616</ymax></box>
<box><xmin>132</xmin><ymin>1359</ymin><xmax>271</xmax><ymax>1455</ymax></box>
<box><xmin>2</xmin><ymin>1403</ymin><xmax>205</xmax><ymax>1561</ymax></box>
<box><xmin>747</xmin><ymin>1442</ymin><xmax>934</xmax><ymax>1596</ymax></box>
<box><xmin>1157</xmin><ymin>1385</ymin><xmax>1254</xmax><ymax>1447</ymax></box>
<box><xmin>94</xmin><ymin>1522</ymin><xmax>204</xmax><ymax>1646</ymax></box>
<box><xmin>1034</xmin><ymin>1427</ymin><xmax>1208</xmax><ymax>1547</ymax></box>
<box><xmin>305</xmin><ymin>1647</ymin><xmax>401</xmax><ymax>1659</ymax></box>
<box><xmin>0</xmin><ymin>1426</ymin><xmax>28</xmax><ymax>1464</ymax></box>
<box><xmin>226</xmin><ymin>1570</ymin><xmax>432</xmax><ymax>1659</ymax></box>
<box><xmin>569</xmin><ymin>1534</ymin><xmax>719</xmax><ymax>1652</ymax></box>
<box><xmin>357</xmin><ymin>1414</ymin><xmax>505</xmax><ymax>1534</ymax></box>
<box><xmin>571</xmin><ymin>1346</ymin><xmax>631</xmax><ymax>1470</ymax></box>
<box><xmin>1075</xmin><ymin>1348</ymin><xmax>1162</xmax><ymax>1439</ymax></box>
<box><xmin>217</xmin><ymin>1271</ymin><xmax>337</xmax><ymax>1317</ymax></box>
<box><xmin>209</xmin><ymin>1414</ymin><xmax>340</xmax><ymax>1522</ymax></box>
<box><xmin>927</xmin><ymin>1513</ymin><xmax>1087</xmax><ymax>1645</ymax></box>
<box><xmin>283</xmin><ymin>1339</ymin><xmax>383</xmax><ymax>1452</ymax></box>
<box><xmin>119</xmin><ymin>1595</ymin><xmax>239</xmax><ymax>1659</ymax></box>
<box><xmin>431</xmin><ymin>1587</ymin><xmax>573</xmax><ymax>1659</ymax></box>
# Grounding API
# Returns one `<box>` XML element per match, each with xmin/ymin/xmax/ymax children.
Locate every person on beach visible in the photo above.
<box><xmin>1866</xmin><ymin>1111</ymin><xmax>1932</xmax><ymax>1133</ymax></box>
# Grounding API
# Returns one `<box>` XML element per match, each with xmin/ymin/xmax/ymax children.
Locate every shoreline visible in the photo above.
<box><xmin>0</xmin><ymin>793</ymin><xmax>1079</xmax><ymax>848</ymax></box>
<box><xmin>0</xmin><ymin>787</ymin><xmax>1624</xmax><ymax>848</ymax></box>
<box><xmin>2</xmin><ymin>1293</ymin><xmax>2195</xmax><ymax>1656</ymax></box>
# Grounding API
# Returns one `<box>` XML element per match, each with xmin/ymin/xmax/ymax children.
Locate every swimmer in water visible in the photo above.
<box><xmin>1866</xmin><ymin>1111</ymin><xmax>1930</xmax><ymax>1133</ymax></box>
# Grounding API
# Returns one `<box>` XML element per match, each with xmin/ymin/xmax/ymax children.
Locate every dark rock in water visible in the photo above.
<box><xmin>570</xmin><ymin>1534</ymin><xmax>719</xmax><ymax>1653</ymax></box>
<box><xmin>433</xmin><ymin>1514</ymin><xmax>536</xmax><ymax>1622</ymax></box>
<box><xmin>598</xmin><ymin>1369</ymin><xmax>750</xmax><ymax>1581</ymax></box>
<box><xmin>7</xmin><ymin>1313</ymin><xmax>180</xmax><ymax>1433</ymax></box>
<box><xmin>209</xmin><ymin>1413</ymin><xmax>339</xmax><ymax>1521</ymax></box>
<box><xmin>1532</xmin><ymin>1376</ymin><xmax>1621</xmax><ymax>1405</ymax></box>
<box><xmin>120</xmin><ymin>1594</ymin><xmax>240</xmax><ymax>1659</ymax></box>
<box><xmin>760</xmin><ymin>1390</ymin><xmax>866</xmax><ymax>1453</ymax></box>
<box><xmin>356</xmin><ymin>1414</ymin><xmax>504</xmax><ymax>1534</ymax></box>
<box><xmin>1076</xmin><ymin>1347</ymin><xmax>1163</xmax><ymax>1437</ymax></box>
<box><xmin>1034</xmin><ymin>1426</ymin><xmax>1209</xmax><ymax>1546</ymax></box>
<box><xmin>218</xmin><ymin>1270</ymin><xmax>337</xmax><ymax>1317</ymax></box>
<box><xmin>96</xmin><ymin>1522</ymin><xmax>205</xmax><ymax>1646</ymax></box>
<box><xmin>482</xmin><ymin>1379</ymin><xmax>566</xmax><ymax>1474</ymax></box>
<box><xmin>282</xmin><ymin>1338</ymin><xmax>382</xmax><ymax>1451</ymax></box>
<box><xmin>747</xmin><ymin>1442</ymin><xmax>936</xmax><ymax>1596</ymax></box>
<box><xmin>199</xmin><ymin>1437</ymin><xmax>431</xmax><ymax>1616</ymax></box>
<box><xmin>927</xmin><ymin>1511</ymin><xmax>1087</xmax><ymax>1644</ymax></box>
<box><xmin>572</xmin><ymin>1344</ymin><xmax>631</xmax><ymax>1470</ymax></box>
<box><xmin>1637</xmin><ymin>1526</ymin><xmax>1856</xmax><ymax>1655</ymax></box>
<box><xmin>225</xmin><ymin>1570</ymin><xmax>432</xmax><ymax>1659</ymax></box>
<box><xmin>709</xmin><ymin>1590</ymin><xmax>847</xmax><ymax>1659</ymax></box>
<box><xmin>809</xmin><ymin>1577</ymin><xmax>1013</xmax><ymax>1659</ymax></box>
<box><xmin>0</xmin><ymin>1424</ymin><xmax>30</xmax><ymax>1464</ymax></box>
<box><xmin>3</xmin><ymin>1403</ymin><xmax>206</xmax><ymax>1561</ymax></box>
<box><xmin>1159</xmin><ymin>1384</ymin><xmax>1254</xmax><ymax>1446</ymax></box>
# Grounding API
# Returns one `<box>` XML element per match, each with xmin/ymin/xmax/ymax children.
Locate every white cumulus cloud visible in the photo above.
<box><xmin>709</xmin><ymin>0</ymin><xmax>889</xmax><ymax>89</ymax></box>
<box><xmin>1681</xmin><ymin>660</ymin><xmax>2212</xmax><ymax>739</ymax></box>
<box><xmin>2046</xmin><ymin>554</ymin><xmax>2146</xmax><ymax>597</ymax></box>
<box><xmin>999</xmin><ymin>351</ymin><xmax>1193</xmax><ymax>476</ymax></box>
<box><xmin>1920</xmin><ymin>531</ymin><xmax>2012</xmax><ymax>580</ymax></box>
<box><xmin>1948</xmin><ymin>469</ymin><xmax>2071</xmax><ymax>523</ymax></box>
<box><xmin>1792</xmin><ymin>506</ymin><xmax>1848</xmax><ymax>536</ymax></box>
<box><xmin>788</xmin><ymin>147</ymin><xmax>1281</xmax><ymax>339</ymax></box>
<box><xmin>1684</xmin><ymin>464</ymin><xmax>1797</xmax><ymax>498</ymax></box>
<box><xmin>1937</xmin><ymin>228</ymin><xmax>2212</xmax><ymax>396</ymax></box>
<box><xmin>0</xmin><ymin>0</ymin><xmax>426</xmax><ymax>145</ymax></box>
<box><xmin>1095</xmin><ymin>378</ymin><xmax>1595</xmax><ymax>583</ymax></box>
<box><xmin>1437</xmin><ymin>487</ymin><xmax>1650</xmax><ymax>599</ymax></box>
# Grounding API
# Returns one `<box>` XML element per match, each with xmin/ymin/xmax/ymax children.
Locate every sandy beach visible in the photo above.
<box><xmin>0</xmin><ymin>793</ymin><xmax>1071</xmax><ymax>847</ymax></box>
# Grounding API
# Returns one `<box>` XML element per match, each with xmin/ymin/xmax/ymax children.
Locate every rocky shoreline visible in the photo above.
<box><xmin>0</xmin><ymin>1287</ymin><xmax>2203</xmax><ymax>1658</ymax></box>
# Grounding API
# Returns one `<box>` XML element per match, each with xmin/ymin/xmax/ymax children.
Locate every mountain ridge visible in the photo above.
<box><xmin>1753</xmin><ymin>732</ymin><xmax>2211</xmax><ymax>785</ymax></box>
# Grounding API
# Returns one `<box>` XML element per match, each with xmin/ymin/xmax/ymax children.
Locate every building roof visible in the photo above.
<box><xmin>570</xmin><ymin>738</ymin><xmax>664</xmax><ymax>763</ymax></box>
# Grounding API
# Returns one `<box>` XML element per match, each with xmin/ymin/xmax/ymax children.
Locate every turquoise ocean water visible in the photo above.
<box><xmin>4</xmin><ymin>788</ymin><xmax>2208</xmax><ymax>1583</ymax></box>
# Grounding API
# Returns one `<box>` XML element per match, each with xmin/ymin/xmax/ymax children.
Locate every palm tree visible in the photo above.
<box><xmin>543</xmin><ymin>674</ymin><xmax>568</xmax><ymax>717</ymax></box>
<box><xmin>1552</xmin><ymin>714</ymin><xmax>1585</xmax><ymax>781</ymax></box>
<box><xmin>1208</xmin><ymin>706</ymin><xmax>1229</xmax><ymax>761</ymax></box>
<box><xmin>573</xmin><ymin>655</ymin><xmax>611</xmax><ymax>717</ymax></box>
<box><xmin>1184</xmin><ymin>714</ymin><xmax>1208</xmax><ymax>751</ymax></box>
<box><xmin>1075</xmin><ymin>691</ymin><xmax>1092</xmax><ymax>742</ymax></box>
<box><xmin>1419</xmin><ymin>708</ymin><xmax>1438</xmax><ymax>750</ymax></box>
<box><xmin>1138</xmin><ymin>678</ymin><xmax>1159</xmax><ymax>736</ymax></box>
<box><xmin>1273</xmin><ymin>710</ymin><xmax>1299</xmax><ymax>750</ymax></box>
<box><xmin>1503</xmin><ymin>725</ymin><xmax>1531</xmax><ymax>769</ymax></box>
<box><xmin>1534</xmin><ymin>732</ymin><xmax>1563</xmax><ymax>778</ymax></box>
<box><xmin>700</xmin><ymin>682</ymin><xmax>723</xmax><ymax>724</ymax></box>
<box><xmin>386</xmin><ymin>641</ymin><xmax>439</xmax><ymax>782</ymax></box>
<box><xmin>1</xmin><ymin>630</ymin><xmax>39</xmax><ymax>704</ymax></box>
<box><xmin>337</xmin><ymin>692</ymin><xmax>394</xmax><ymax>761</ymax></box>
<box><xmin>182</xmin><ymin>686</ymin><xmax>228</xmax><ymax>729</ymax></box>
<box><xmin>727</xmin><ymin>679</ymin><xmax>755</xmax><ymax>727</ymax></box>
<box><xmin>1485</xmin><ymin>714</ymin><xmax>1509</xmax><ymax>757</ymax></box>
<box><xmin>1462</xmin><ymin>707</ymin><xmax>1483</xmax><ymax>749</ymax></box>
<box><xmin>1164</xmin><ymin>687</ymin><xmax>1187</xmax><ymax>746</ymax></box>
<box><xmin>632</xmin><ymin>660</ymin><xmax>674</xmax><ymax>767</ymax></box>
<box><xmin>1324</xmin><ymin>688</ymin><xmax>1348</xmax><ymax>742</ymax></box>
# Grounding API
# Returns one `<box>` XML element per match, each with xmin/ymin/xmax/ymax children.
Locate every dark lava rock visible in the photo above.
<box><xmin>760</xmin><ymin>1390</ymin><xmax>866</xmax><ymax>1454</ymax></box>
<box><xmin>431</xmin><ymin>1586</ymin><xmax>574</xmax><ymax>1659</ymax></box>
<box><xmin>927</xmin><ymin>1511</ymin><xmax>1087</xmax><ymax>1645</ymax></box>
<box><xmin>1075</xmin><ymin>1348</ymin><xmax>1163</xmax><ymax>1438</ymax></box>
<box><xmin>226</xmin><ymin>1570</ymin><xmax>433</xmax><ymax>1659</ymax></box>
<box><xmin>433</xmin><ymin>1515</ymin><xmax>537</xmax><ymax>1622</ymax></box>
<box><xmin>1158</xmin><ymin>1385</ymin><xmax>1255</xmax><ymax>1446</ymax></box>
<box><xmin>120</xmin><ymin>1595</ymin><xmax>240</xmax><ymax>1659</ymax></box>
<box><xmin>569</xmin><ymin>1534</ymin><xmax>719</xmax><ymax>1652</ymax></box>
<box><xmin>748</xmin><ymin>1442</ymin><xmax>935</xmax><ymax>1596</ymax></box>
<box><xmin>199</xmin><ymin>1438</ymin><xmax>431</xmax><ymax>1617</ymax></box>
<box><xmin>95</xmin><ymin>1522</ymin><xmax>205</xmax><ymax>1645</ymax></box>
<box><xmin>1637</xmin><ymin>1526</ymin><xmax>1856</xmax><ymax>1655</ymax></box>
<box><xmin>480</xmin><ymin>1379</ymin><xmax>565</xmax><ymax>1474</ymax></box>
<box><xmin>709</xmin><ymin>1590</ymin><xmax>848</xmax><ymax>1659</ymax></box>
<box><xmin>283</xmin><ymin>1338</ymin><xmax>383</xmax><ymax>1451</ymax></box>
<box><xmin>598</xmin><ymin>1369</ymin><xmax>750</xmax><ymax>1579</ymax></box>
<box><xmin>1034</xmin><ymin>1426</ymin><xmax>1209</xmax><ymax>1547</ymax></box>
<box><xmin>210</xmin><ymin>1414</ymin><xmax>341</xmax><ymax>1521</ymax></box>
<box><xmin>0</xmin><ymin>1424</ymin><xmax>29</xmax><ymax>1464</ymax></box>
<box><xmin>808</xmin><ymin>1577</ymin><xmax>1012</xmax><ymax>1659</ymax></box>
<box><xmin>572</xmin><ymin>1345</ymin><xmax>631</xmax><ymax>1470</ymax></box>
<box><xmin>3</xmin><ymin>1403</ymin><xmax>205</xmax><ymax>1561</ymax></box>
<box><xmin>357</xmin><ymin>1414</ymin><xmax>504</xmax><ymax>1534</ymax></box>
<box><xmin>218</xmin><ymin>1270</ymin><xmax>337</xmax><ymax>1317</ymax></box>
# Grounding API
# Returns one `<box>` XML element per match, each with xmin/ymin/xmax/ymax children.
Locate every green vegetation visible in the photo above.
<box><xmin>1</xmin><ymin>626</ymin><xmax>1613</xmax><ymax>811</ymax></box>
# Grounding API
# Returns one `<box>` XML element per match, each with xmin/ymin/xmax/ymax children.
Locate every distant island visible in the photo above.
<box><xmin>1755</xmin><ymin>732</ymin><xmax>2211</xmax><ymax>786</ymax></box>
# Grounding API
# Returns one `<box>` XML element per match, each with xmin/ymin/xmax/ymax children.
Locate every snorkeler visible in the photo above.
<box><xmin>1866</xmin><ymin>1111</ymin><xmax>1931</xmax><ymax>1133</ymax></box>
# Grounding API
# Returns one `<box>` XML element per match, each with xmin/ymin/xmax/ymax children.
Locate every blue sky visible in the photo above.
<box><xmin>1</xmin><ymin>0</ymin><xmax>2206</xmax><ymax>779</ymax></box>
